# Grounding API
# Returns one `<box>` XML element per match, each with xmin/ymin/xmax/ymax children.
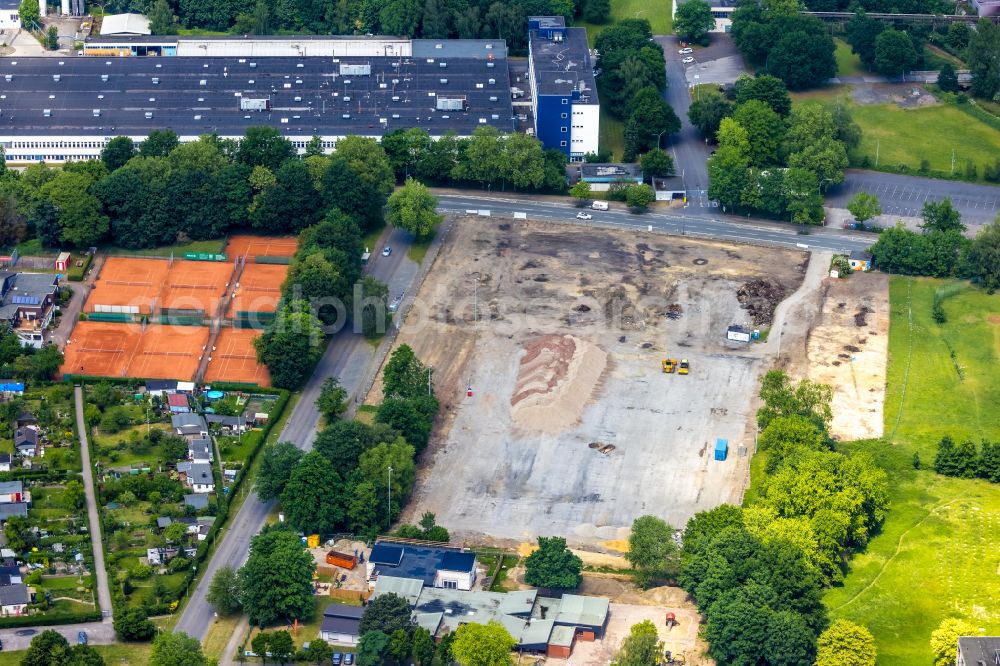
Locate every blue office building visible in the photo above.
<box><xmin>527</xmin><ymin>16</ymin><xmax>599</xmax><ymax>160</ymax></box>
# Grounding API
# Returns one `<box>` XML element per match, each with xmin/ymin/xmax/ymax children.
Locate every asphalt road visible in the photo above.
<box><xmin>831</xmin><ymin>170</ymin><xmax>1000</xmax><ymax>227</ymax></box>
<box><xmin>436</xmin><ymin>193</ymin><xmax>874</xmax><ymax>254</ymax></box>
<box><xmin>173</xmin><ymin>226</ymin><xmax>417</xmax><ymax>641</ymax></box>
<box><xmin>73</xmin><ymin>386</ymin><xmax>113</xmax><ymax>619</ymax></box>
<box><xmin>655</xmin><ymin>35</ymin><xmax>712</xmax><ymax>208</ymax></box>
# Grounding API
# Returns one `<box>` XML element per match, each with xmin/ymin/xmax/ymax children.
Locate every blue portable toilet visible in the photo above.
<box><xmin>715</xmin><ymin>438</ymin><xmax>729</xmax><ymax>461</ymax></box>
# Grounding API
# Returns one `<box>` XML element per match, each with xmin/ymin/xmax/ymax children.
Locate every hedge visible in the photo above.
<box><xmin>0</xmin><ymin>610</ymin><xmax>101</xmax><ymax>629</ymax></box>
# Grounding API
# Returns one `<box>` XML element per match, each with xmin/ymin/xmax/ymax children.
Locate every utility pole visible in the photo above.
<box><xmin>875</xmin><ymin>139</ymin><xmax>880</xmax><ymax>167</ymax></box>
<box><xmin>427</xmin><ymin>367</ymin><xmax>432</xmax><ymax>396</ymax></box>
<box><xmin>951</xmin><ymin>148</ymin><xmax>955</xmax><ymax>175</ymax></box>
<box><xmin>387</xmin><ymin>466</ymin><xmax>393</xmax><ymax>528</ymax></box>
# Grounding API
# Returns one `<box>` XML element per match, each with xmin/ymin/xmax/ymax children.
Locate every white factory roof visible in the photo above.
<box><xmin>101</xmin><ymin>13</ymin><xmax>151</xmax><ymax>36</ymax></box>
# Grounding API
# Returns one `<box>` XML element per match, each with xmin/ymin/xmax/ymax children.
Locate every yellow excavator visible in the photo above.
<box><xmin>678</xmin><ymin>359</ymin><xmax>690</xmax><ymax>375</ymax></box>
<box><xmin>662</xmin><ymin>358</ymin><xmax>677</xmax><ymax>373</ymax></box>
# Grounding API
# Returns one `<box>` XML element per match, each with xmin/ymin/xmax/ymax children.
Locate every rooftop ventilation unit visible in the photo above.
<box><xmin>250</xmin><ymin>62</ymin><xmax>257</xmax><ymax>68</ymax></box>
<box><xmin>199</xmin><ymin>79</ymin><xmax>206</xmax><ymax>86</ymax></box>
<box><xmin>92</xmin><ymin>109</ymin><xmax>100</xmax><ymax>117</ymax></box>
<box><xmin>152</xmin><ymin>77</ymin><xmax>159</xmax><ymax>84</ymax></box>
<box><xmin>43</xmin><ymin>109</ymin><xmax>51</xmax><ymax>117</ymax></box>
<box><xmin>436</xmin><ymin>95</ymin><xmax>466</xmax><ymax>112</ymax></box>
<box><xmin>440</xmin><ymin>78</ymin><xmax>448</xmax><ymax>84</ymax></box>
<box><xmin>145</xmin><ymin>112</ymin><xmax>153</xmax><ymax>119</ymax></box>
<box><xmin>488</xmin><ymin>78</ymin><xmax>496</xmax><ymax>84</ymax></box>
<box><xmin>240</xmin><ymin>98</ymin><xmax>269</xmax><ymax>111</ymax></box>
<box><xmin>52</xmin><ymin>74</ymin><xmax>60</xmax><ymax>81</ymax></box>
<box><xmin>3</xmin><ymin>75</ymin><xmax>10</xmax><ymax>82</ymax></box>
<box><xmin>101</xmin><ymin>74</ymin><xmax>108</xmax><ymax>82</ymax></box>
<box><xmin>340</xmin><ymin>63</ymin><xmax>371</xmax><ymax>76</ymax></box>
<box><xmin>487</xmin><ymin>62</ymin><xmax>495</xmax><ymax>68</ymax></box>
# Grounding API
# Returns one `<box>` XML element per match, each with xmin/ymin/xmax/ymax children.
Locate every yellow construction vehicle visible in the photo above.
<box><xmin>662</xmin><ymin>358</ymin><xmax>676</xmax><ymax>373</ymax></box>
<box><xmin>678</xmin><ymin>359</ymin><xmax>690</xmax><ymax>375</ymax></box>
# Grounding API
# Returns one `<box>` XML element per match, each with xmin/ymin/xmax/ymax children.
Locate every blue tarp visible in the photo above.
<box><xmin>0</xmin><ymin>383</ymin><xmax>25</xmax><ymax>393</ymax></box>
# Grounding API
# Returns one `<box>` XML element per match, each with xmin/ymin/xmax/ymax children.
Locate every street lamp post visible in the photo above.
<box><xmin>387</xmin><ymin>466</ymin><xmax>393</xmax><ymax>528</ymax></box>
<box><xmin>655</xmin><ymin>130</ymin><xmax>667</xmax><ymax>150</ymax></box>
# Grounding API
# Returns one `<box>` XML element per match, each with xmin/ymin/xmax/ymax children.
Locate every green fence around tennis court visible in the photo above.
<box><xmin>86</xmin><ymin>312</ymin><xmax>134</xmax><ymax>323</ymax></box>
<box><xmin>253</xmin><ymin>255</ymin><xmax>292</xmax><ymax>264</ymax></box>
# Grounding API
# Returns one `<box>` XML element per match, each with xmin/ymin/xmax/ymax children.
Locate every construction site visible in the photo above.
<box><xmin>60</xmin><ymin>235</ymin><xmax>294</xmax><ymax>385</ymax></box>
<box><xmin>379</xmin><ymin>217</ymin><xmax>812</xmax><ymax>547</ymax></box>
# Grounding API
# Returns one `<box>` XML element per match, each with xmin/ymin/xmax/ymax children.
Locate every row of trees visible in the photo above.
<box><xmin>934</xmin><ymin>436</ymin><xmax>1000</xmax><ymax>483</ymax></box>
<box><xmin>731</xmin><ymin>0</ymin><xmax>837</xmax><ymax>91</ymax></box>
<box><xmin>705</xmin><ymin>75</ymin><xmax>860</xmax><ymax>223</ymax></box>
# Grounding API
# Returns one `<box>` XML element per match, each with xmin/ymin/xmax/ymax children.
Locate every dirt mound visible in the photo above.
<box><xmin>510</xmin><ymin>334</ymin><xmax>607</xmax><ymax>432</ymax></box>
<box><xmin>737</xmin><ymin>279</ymin><xmax>786</xmax><ymax>325</ymax></box>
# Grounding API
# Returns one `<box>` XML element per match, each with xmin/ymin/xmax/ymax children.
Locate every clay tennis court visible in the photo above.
<box><xmin>226</xmin><ymin>263</ymin><xmax>289</xmax><ymax>318</ymax></box>
<box><xmin>86</xmin><ymin>258</ymin><xmax>170</xmax><ymax>315</ymax></box>
<box><xmin>160</xmin><ymin>261</ymin><xmax>235</xmax><ymax>315</ymax></box>
<box><xmin>204</xmin><ymin>328</ymin><xmax>270</xmax><ymax>386</ymax></box>
<box><xmin>61</xmin><ymin>321</ymin><xmax>208</xmax><ymax>380</ymax></box>
<box><xmin>225</xmin><ymin>234</ymin><xmax>298</xmax><ymax>260</ymax></box>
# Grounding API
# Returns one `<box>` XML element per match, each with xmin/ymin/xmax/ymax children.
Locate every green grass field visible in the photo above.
<box><xmin>103</xmin><ymin>238</ymin><xmax>225</xmax><ymax>258</ymax></box>
<box><xmin>599</xmin><ymin>106</ymin><xmax>626</xmax><ymax>161</ymax></box>
<box><xmin>578</xmin><ymin>0</ymin><xmax>673</xmax><ymax>46</ymax></box>
<box><xmin>825</xmin><ymin>277</ymin><xmax>1000</xmax><ymax>665</ymax></box>
<box><xmin>848</xmin><ymin>102</ymin><xmax>1000</xmax><ymax>180</ymax></box>
<box><xmin>834</xmin><ymin>38</ymin><xmax>865</xmax><ymax>78</ymax></box>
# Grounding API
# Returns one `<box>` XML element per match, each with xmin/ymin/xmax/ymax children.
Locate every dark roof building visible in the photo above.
<box><xmin>0</xmin><ymin>272</ymin><xmax>59</xmax><ymax>348</ymax></box>
<box><xmin>0</xmin><ymin>43</ymin><xmax>514</xmax><ymax>165</ymax></box>
<box><xmin>368</xmin><ymin>540</ymin><xmax>477</xmax><ymax>589</ymax></box>
<box><xmin>319</xmin><ymin>603</ymin><xmax>364</xmax><ymax>644</ymax></box>
<box><xmin>957</xmin><ymin>636</ymin><xmax>1000</xmax><ymax>666</ymax></box>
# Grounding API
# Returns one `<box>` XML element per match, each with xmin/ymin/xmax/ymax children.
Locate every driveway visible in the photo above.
<box><xmin>174</xmin><ymin>225</ymin><xmax>421</xmax><ymax>642</ymax></box>
<box><xmin>830</xmin><ymin>170</ymin><xmax>1000</xmax><ymax>229</ymax></box>
<box><xmin>74</xmin><ymin>385</ymin><xmax>113</xmax><ymax>618</ymax></box>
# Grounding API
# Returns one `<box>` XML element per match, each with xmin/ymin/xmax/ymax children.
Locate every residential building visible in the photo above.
<box><xmin>0</xmin><ymin>480</ymin><xmax>27</xmax><ymax>504</ymax></box>
<box><xmin>367</xmin><ymin>540</ymin><xmax>478</xmax><ymax>590</ymax></box>
<box><xmin>0</xmin><ymin>0</ymin><xmax>21</xmax><ymax>31</ymax></box>
<box><xmin>187</xmin><ymin>438</ymin><xmax>213</xmax><ymax>463</ymax></box>
<box><xmin>527</xmin><ymin>16</ymin><xmax>599</xmax><ymax>160</ymax></box>
<box><xmin>319</xmin><ymin>603</ymin><xmax>365</xmax><ymax>645</ymax></box>
<box><xmin>180</xmin><ymin>462</ymin><xmax>215</xmax><ymax>493</ymax></box>
<box><xmin>205</xmin><ymin>413</ymin><xmax>249</xmax><ymax>433</ymax></box>
<box><xmin>14</xmin><ymin>427</ymin><xmax>39</xmax><ymax>458</ymax></box>
<box><xmin>0</xmin><ymin>583</ymin><xmax>29</xmax><ymax>616</ymax></box>
<box><xmin>0</xmin><ymin>272</ymin><xmax>60</xmax><ymax>348</ymax></box>
<box><xmin>0</xmin><ymin>454</ymin><xmax>10</xmax><ymax>472</ymax></box>
<box><xmin>172</xmin><ymin>413</ymin><xmax>208</xmax><ymax>438</ymax></box>
<box><xmin>957</xmin><ymin>636</ymin><xmax>1000</xmax><ymax>666</ymax></box>
<box><xmin>145</xmin><ymin>380</ymin><xmax>178</xmax><ymax>396</ymax></box>
<box><xmin>167</xmin><ymin>393</ymin><xmax>190</xmax><ymax>413</ymax></box>
<box><xmin>155</xmin><ymin>516</ymin><xmax>173</xmax><ymax>529</ymax></box>
<box><xmin>372</xmin><ymin>576</ymin><xmax>609</xmax><ymax>658</ymax></box>
<box><xmin>15</xmin><ymin>412</ymin><xmax>36</xmax><ymax>429</ymax></box>
<box><xmin>147</xmin><ymin>547</ymin><xmax>179</xmax><ymax>566</ymax></box>
<box><xmin>183</xmin><ymin>493</ymin><xmax>209</xmax><ymax>511</ymax></box>
<box><xmin>0</xmin><ymin>566</ymin><xmax>23</xmax><ymax>585</ymax></box>
<box><xmin>0</xmin><ymin>503</ymin><xmax>28</xmax><ymax>524</ymax></box>
<box><xmin>0</xmin><ymin>39</ymin><xmax>514</xmax><ymax>165</ymax></box>
<box><xmin>100</xmin><ymin>13</ymin><xmax>151</xmax><ymax>36</ymax></box>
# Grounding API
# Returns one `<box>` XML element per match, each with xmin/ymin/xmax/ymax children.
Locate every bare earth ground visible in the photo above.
<box><xmin>381</xmin><ymin>217</ymin><xmax>809</xmax><ymax>547</ymax></box>
<box><xmin>806</xmin><ymin>273</ymin><xmax>890</xmax><ymax>440</ymax></box>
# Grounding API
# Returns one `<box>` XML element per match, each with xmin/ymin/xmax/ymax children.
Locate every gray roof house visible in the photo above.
<box><xmin>183</xmin><ymin>462</ymin><xmax>215</xmax><ymax>493</ymax></box>
<box><xmin>0</xmin><ymin>583</ymin><xmax>30</xmax><ymax>612</ymax></box>
<box><xmin>319</xmin><ymin>604</ymin><xmax>365</xmax><ymax>645</ymax></box>
<box><xmin>957</xmin><ymin>636</ymin><xmax>1000</xmax><ymax>666</ymax></box>
<box><xmin>187</xmin><ymin>438</ymin><xmax>213</xmax><ymax>463</ymax></box>
<box><xmin>0</xmin><ymin>504</ymin><xmax>29</xmax><ymax>523</ymax></box>
<box><xmin>13</xmin><ymin>428</ymin><xmax>38</xmax><ymax>455</ymax></box>
<box><xmin>183</xmin><ymin>493</ymin><xmax>209</xmax><ymax>510</ymax></box>
<box><xmin>171</xmin><ymin>413</ymin><xmax>208</xmax><ymax>438</ymax></box>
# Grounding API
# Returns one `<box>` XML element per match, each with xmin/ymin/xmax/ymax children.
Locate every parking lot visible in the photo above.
<box><xmin>829</xmin><ymin>170</ymin><xmax>1000</xmax><ymax>228</ymax></box>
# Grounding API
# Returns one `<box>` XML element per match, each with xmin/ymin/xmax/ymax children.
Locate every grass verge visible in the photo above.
<box><xmin>834</xmin><ymin>38</ymin><xmax>865</xmax><ymax>78</ymax></box>
<box><xmin>407</xmin><ymin>230</ymin><xmax>435</xmax><ymax>264</ymax></box>
<box><xmin>599</xmin><ymin>106</ymin><xmax>625</xmax><ymax>162</ymax></box>
<box><xmin>579</xmin><ymin>0</ymin><xmax>674</xmax><ymax>45</ymax></box>
<box><xmin>0</xmin><ymin>643</ymin><xmax>153</xmax><ymax>666</ymax></box>
<box><xmin>825</xmin><ymin>277</ymin><xmax>1000</xmax><ymax>665</ymax></box>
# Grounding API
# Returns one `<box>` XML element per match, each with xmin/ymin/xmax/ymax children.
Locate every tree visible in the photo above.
<box><xmin>937</xmin><ymin>62</ymin><xmax>959</xmax><ymax>92</ymax></box>
<box><xmin>966</xmin><ymin>216</ymin><xmax>1000</xmax><ymax>291</ymax></box>
<box><xmin>207</xmin><ymin>564</ymin><xmax>243</xmax><ymax>616</ymax></box>
<box><xmin>22</xmin><ymin>630</ymin><xmax>70</xmax><ymax>666</ymax></box>
<box><xmin>411</xmin><ymin>626</ymin><xmax>436</xmax><ymax>665</ymax></box>
<box><xmin>316</xmin><ymin>377</ymin><xmax>349</xmax><ymax>421</ymax></box>
<box><xmin>237</xmin><ymin>126</ymin><xmax>296</xmax><ymax>171</ymax></box>
<box><xmin>931</xmin><ymin>618</ymin><xmax>976</xmax><ymax>666</ymax></box>
<box><xmin>625</xmin><ymin>183</ymin><xmax>656</xmax><ymax>211</ymax></box>
<box><xmin>101</xmin><ymin>137</ymin><xmax>137</xmax><ymax>172</ymax></box>
<box><xmin>359</xmin><ymin>592</ymin><xmax>415</xmax><ymax>636</ymax></box>
<box><xmin>874</xmin><ymin>28</ymin><xmax>919</xmax><ymax>77</ymax></box>
<box><xmin>239</xmin><ymin>526</ymin><xmax>316</xmax><ymax>626</ymax></box>
<box><xmin>732</xmin><ymin>100</ymin><xmax>784</xmax><ymax>167</ymax></box>
<box><xmin>569</xmin><ymin>180</ymin><xmax>592</xmax><ymax>205</ymax></box>
<box><xmin>815</xmin><ymin>619</ymin><xmax>877</xmax><ymax>666</ymax></box>
<box><xmin>303</xmin><ymin>638</ymin><xmax>333</xmax><ymax>665</ymax></box>
<box><xmin>357</xmin><ymin>631</ymin><xmax>391</xmax><ymax>666</ymax></box>
<box><xmin>626</xmin><ymin>515</ymin><xmax>678</xmax><ymax>587</ymax></box>
<box><xmin>734</xmin><ymin>74</ymin><xmax>792</xmax><ymax>116</ymax></box>
<box><xmin>149</xmin><ymin>0</ymin><xmax>179</xmax><ymax>34</ymax></box>
<box><xmin>113</xmin><ymin>606</ymin><xmax>156</xmax><ymax>641</ymax></box>
<box><xmin>163</xmin><ymin>521</ymin><xmax>187</xmax><ymax>545</ymax></box>
<box><xmin>524</xmin><ymin>536</ymin><xmax>582</xmax><ymax>589</ymax></box>
<box><xmin>281</xmin><ymin>451</ymin><xmax>345</xmax><ymax>535</ymax></box>
<box><xmin>45</xmin><ymin>25</ymin><xmax>58</xmax><ymax>50</ymax></box>
<box><xmin>268</xmin><ymin>630</ymin><xmax>294</xmax><ymax>663</ymax></box>
<box><xmin>767</xmin><ymin>30</ymin><xmax>837</xmax><ymax>90</ymax></box>
<box><xmin>922</xmin><ymin>198</ymin><xmax>965</xmax><ymax>234</ymax></box>
<box><xmin>623</xmin><ymin>87</ymin><xmax>680</xmax><ymax>160</ymax></box>
<box><xmin>357</xmin><ymin>276</ymin><xmax>390</xmax><ymax>338</ymax></box>
<box><xmin>149</xmin><ymin>631</ymin><xmax>205</xmax><ymax>666</ymax></box>
<box><xmin>66</xmin><ymin>645</ymin><xmax>105</xmax><ymax>666</ymax></box>
<box><xmin>847</xmin><ymin>192</ymin><xmax>882</xmax><ymax>225</ymax></box>
<box><xmin>387</xmin><ymin>178</ymin><xmax>443</xmax><ymax>240</ymax></box>
<box><xmin>313</xmin><ymin>420</ymin><xmax>394</xmax><ymax>470</ymax></box>
<box><xmin>376</xmin><ymin>397</ymin><xmax>434</xmax><ymax>452</ymax></box>
<box><xmin>140</xmin><ymin>130</ymin><xmax>179</xmax><ymax>158</ymax></box>
<box><xmin>675</xmin><ymin>0</ymin><xmax>716</xmax><ymax>45</ymax></box>
<box><xmin>758</xmin><ymin>414</ymin><xmax>828</xmax><ymax>472</ymax></box>
<box><xmin>39</xmin><ymin>171</ymin><xmax>109</xmax><ymax>247</ymax></box>
<box><xmin>254</xmin><ymin>300</ymin><xmax>324</xmax><ymax>389</ymax></box>
<box><xmin>967</xmin><ymin>19</ymin><xmax>1000</xmax><ymax>101</ymax></box>
<box><xmin>845</xmin><ymin>11</ymin><xmax>884</xmax><ymax>70</ymax></box>
<box><xmin>583</xmin><ymin>0</ymin><xmax>611</xmax><ymax>23</ymax></box>
<box><xmin>389</xmin><ymin>628</ymin><xmax>412</xmax><ymax>662</ymax></box>
<box><xmin>639</xmin><ymin>149</ymin><xmax>674</xmax><ymax>180</ymax></box>
<box><xmin>18</xmin><ymin>0</ymin><xmax>39</xmax><ymax>28</ymax></box>
<box><xmin>380</xmin><ymin>0</ymin><xmax>423</xmax><ymax>37</ymax></box>
<box><xmin>64</xmin><ymin>480</ymin><xmax>85</xmax><ymax>510</ymax></box>
<box><xmin>688</xmin><ymin>91</ymin><xmax>734</xmax><ymax>140</ymax></box>
<box><xmin>255</xmin><ymin>441</ymin><xmax>303</xmax><ymax>501</ymax></box>
<box><xmin>613</xmin><ymin>621</ymin><xmax>662</xmax><ymax>666</ymax></box>
<box><xmin>284</xmin><ymin>251</ymin><xmax>347</xmax><ymax>325</ymax></box>
<box><xmin>757</xmin><ymin>370</ymin><xmax>833</xmax><ymax>431</ymax></box>
<box><xmin>250</xmin><ymin>632</ymin><xmax>271</xmax><ymax>663</ymax></box>
<box><xmin>451</xmin><ymin>621</ymin><xmax>515</xmax><ymax>666</ymax></box>
<box><xmin>708</xmin><ymin>145</ymin><xmax>750</xmax><ymax>212</ymax></box>
<box><xmin>383</xmin><ymin>344</ymin><xmax>431</xmax><ymax>399</ymax></box>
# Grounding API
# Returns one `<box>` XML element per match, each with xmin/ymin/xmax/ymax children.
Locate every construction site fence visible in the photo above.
<box><xmin>159</xmin><ymin>315</ymin><xmax>207</xmax><ymax>327</ymax></box>
<box><xmin>253</xmin><ymin>255</ymin><xmax>292</xmax><ymax>265</ymax></box>
<box><xmin>160</xmin><ymin>307</ymin><xmax>206</xmax><ymax>317</ymax></box>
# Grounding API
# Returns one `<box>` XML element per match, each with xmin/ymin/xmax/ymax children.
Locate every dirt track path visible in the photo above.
<box><xmin>763</xmin><ymin>251</ymin><xmax>832</xmax><ymax>376</ymax></box>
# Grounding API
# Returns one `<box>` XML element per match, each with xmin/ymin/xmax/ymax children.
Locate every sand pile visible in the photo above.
<box><xmin>510</xmin><ymin>334</ymin><xmax>607</xmax><ymax>432</ymax></box>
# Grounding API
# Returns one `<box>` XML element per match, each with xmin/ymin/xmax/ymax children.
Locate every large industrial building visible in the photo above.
<box><xmin>0</xmin><ymin>37</ymin><xmax>515</xmax><ymax>164</ymax></box>
<box><xmin>526</xmin><ymin>16</ymin><xmax>599</xmax><ymax>161</ymax></box>
<box><xmin>0</xmin><ymin>23</ymin><xmax>601</xmax><ymax>165</ymax></box>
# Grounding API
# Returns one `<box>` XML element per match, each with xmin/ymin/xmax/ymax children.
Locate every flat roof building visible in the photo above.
<box><xmin>0</xmin><ymin>38</ymin><xmax>514</xmax><ymax>165</ymax></box>
<box><xmin>100</xmin><ymin>13</ymin><xmax>151</xmax><ymax>37</ymax></box>
<box><xmin>527</xmin><ymin>16</ymin><xmax>599</xmax><ymax>160</ymax></box>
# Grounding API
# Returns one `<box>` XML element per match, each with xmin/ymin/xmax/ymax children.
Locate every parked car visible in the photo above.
<box><xmin>78</xmin><ymin>631</ymin><xmax>87</xmax><ymax>645</ymax></box>
<box><xmin>382</xmin><ymin>246</ymin><xmax>392</xmax><ymax>257</ymax></box>
<box><xmin>576</xmin><ymin>212</ymin><xmax>593</xmax><ymax>220</ymax></box>
<box><xmin>344</xmin><ymin>654</ymin><xmax>354</xmax><ymax>665</ymax></box>
<box><xmin>332</xmin><ymin>653</ymin><xmax>343</xmax><ymax>665</ymax></box>
<box><xmin>682</xmin><ymin>56</ymin><xmax>695</xmax><ymax>64</ymax></box>
<box><xmin>678</xmin><ymin>47</ymin><xmax>693</xmax><ymax>54</ymax></box>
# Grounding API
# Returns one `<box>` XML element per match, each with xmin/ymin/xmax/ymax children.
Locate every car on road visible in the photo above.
<box><xmin>682</xmin><ymin>56</ymin><xmax>695</xmax><ymax>64</ymax></box>
<box><xmin>78</xmin><ymin>631</ymin><xmax>87</xmax><ymax>645</ymax></box>
<box><xmin>389</xmin><ymin>294</ymin><xmax>403</xmax><ymax>313</ymax></box>
<box><xmin>678</xmin><ymin>47</ymin><xmax>693</xmax><ymax>54</ymax></box>
<box><xmin>576</xmin><ymin>212</ymin><xmax>592</xmax><ymax>220</ymax></box>
<box><xmin>0</xmin><ymin>638</ymin><xmax>4</xmax><ymax>650</ymax></box>
<box><xmin>15</xmin><ymin>630</ymin><xmax>36</xmax><ymax>637</ymax></box>
<box><xmin>332</xmin><ymin>653</ymin><xmax>343</xmax><ymax>665</ymax></box>
<box><xmin>382</xmin><ymin>246</ymin><xmax>392</xmax><ymax>257</ymax></box>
